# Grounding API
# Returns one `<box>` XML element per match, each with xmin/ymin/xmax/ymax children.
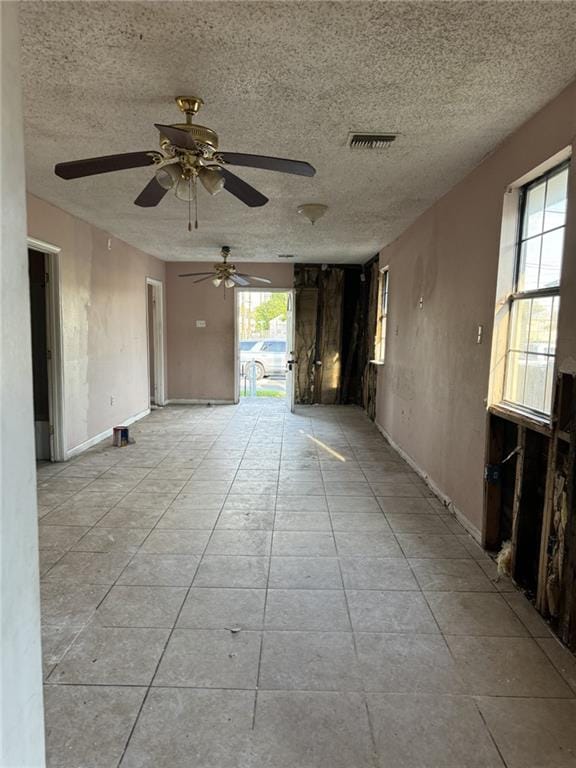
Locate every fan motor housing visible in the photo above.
<box><xmin>159</xmin><ymin>122</ymin><xmax>219</xmax><ymax>154</ymax></box>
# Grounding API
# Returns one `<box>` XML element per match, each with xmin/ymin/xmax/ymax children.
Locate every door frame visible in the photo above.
<box><xmin>27</xmin><ymin>237</ymin><xmax>66</xmax><ymax>462</ymax></box>
<box><xmin>145</xmin><ymin>277</ymin><xmax>166</xmax><ymax>406</ymax></box>
<box><xmin>234</xmin><ymin>287</ymin><xmax>295</xmax><ymax>404</ymax></box>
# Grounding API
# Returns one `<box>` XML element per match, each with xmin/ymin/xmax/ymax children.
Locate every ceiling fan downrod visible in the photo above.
<box><xmin>175</xmin><ymin>96</ymin><xmax>204</xmax><ymax>125</ymax></box>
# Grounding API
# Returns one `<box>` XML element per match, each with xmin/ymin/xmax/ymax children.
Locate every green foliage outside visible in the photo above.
<box><xmin>256</xmin><ymin>388</ymin><xmax>284</xmax><ymax>398</ymax></box>
<box><xmin>254</xmin><ymin>293</ymin><xmax>287</xmax><ymax>331</ymax></box>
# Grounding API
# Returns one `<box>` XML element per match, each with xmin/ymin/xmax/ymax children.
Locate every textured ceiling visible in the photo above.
<box><xmin>20</xmin><ymin>1</ymin><xmax>576</xmax><ymax>263</ymax></box>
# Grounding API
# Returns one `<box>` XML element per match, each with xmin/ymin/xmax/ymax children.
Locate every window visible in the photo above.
<box><xmin>374</xmin><ymin>267</ymin><xmax>389</xmax><ymax>362</ymax></box>
<box><xmin>503</xmin><ymin>162</ymin><xmax>569</xmax><ymax>417</ymax></box>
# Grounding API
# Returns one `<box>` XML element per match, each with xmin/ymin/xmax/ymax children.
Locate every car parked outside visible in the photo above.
<box><xmin>240</xmin><ymin>338</ymin><xmax>287</xmax><ymax>379</ymax></box>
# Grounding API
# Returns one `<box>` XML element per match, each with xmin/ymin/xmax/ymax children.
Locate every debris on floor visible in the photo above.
<box><xmin>496</xmin><ymin>540</ymin><xmax>512</xmax><ymax>580</ymax></box>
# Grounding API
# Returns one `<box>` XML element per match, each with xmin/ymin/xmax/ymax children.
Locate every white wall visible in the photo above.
<box><xmin>166</xmin><ymin>262</ymin><xmax>294</xmax><ymax>401</ymax></box>
<box><xmin>375</xmin><ymin>80</ymin><xmax>576</xmax><ymax>541</ymax></box>
<box><xmin>27</xmin><ymin>195</ymin><xmax>166</xmax><ymax>457</ymax></box>
<box><xmin>0</xmin><ymin>3</ymin><xmax>46</xmax><ymax>766</ymax></box>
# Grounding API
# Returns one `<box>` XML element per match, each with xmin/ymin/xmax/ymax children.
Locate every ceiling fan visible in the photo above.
<box><xmin>179</xmin><ymin>246</ymin><xmax>272</xmax><ymax>288</ymax></box>
<box><xmin>54</xmin><ymin>96</ymin><xmax>316</xmax><ymax>229</ymax></box>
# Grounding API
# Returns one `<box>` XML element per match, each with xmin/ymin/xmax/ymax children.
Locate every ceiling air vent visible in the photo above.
<box><xmin>348</xmin><ymin>132</ymin><xmax>398</xmax><ymax>151</ymax></box>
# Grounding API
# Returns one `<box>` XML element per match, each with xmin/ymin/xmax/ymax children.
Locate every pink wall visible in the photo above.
<box><xmin>166</xmin><ymin>262</ymin><xmax>294</xmax><ymax>401</ymax></box>
<box><xmin>26</xmin><ymin>194</ymin><xmax>166</xmax><ymax>454</ymax></box>
<box><xmin>375</xmin><ymin>80</ymin><xmax>576</xmax><ymax>538</ymax></box>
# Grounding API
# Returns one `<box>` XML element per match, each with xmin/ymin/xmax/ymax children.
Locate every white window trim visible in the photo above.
<box><xmin>488</xmin><ymin>148</ymin><xmax>571</xmax><ymax>423</ymax></box>
<box><xmin>372</xmin><ymin>266</ymin><xmax>389</xmax><ymax>364</ymax></box>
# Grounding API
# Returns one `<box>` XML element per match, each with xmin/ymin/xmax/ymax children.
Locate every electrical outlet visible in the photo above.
<box><xmin>110</xmin><ymin>396</ymin><xmax>115</xmax><ymax>406</ymax></box>
<box><xmin>477</xmin><ymin>325</ymin><xmax>484</xmax><ymax>344</ymax></box>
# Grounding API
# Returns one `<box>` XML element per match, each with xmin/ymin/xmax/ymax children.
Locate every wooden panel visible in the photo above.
<box><xmin>294</xmin><ymin>284</ymin><xmax>318</xmax><ymax>404</ymax></box>
<box><xmin>361</xmin><ymin>260</ymin><xmax>380</xmax><ymax>414</ymax></box>
<box><xmin>514</xmin><ymin>429</ymin><xmax>548</xmax><ymax>595</ymax></box>
<box><xmin>543</xmin><ymin>445</ymin><xmax>568</xmax><ymax>619</ymax></box>
<box><xmin>536</xmin><ymin>431</ymin><xmax>558</xmax><ymax>612</ymax></box>
<box><xmin>341</xmin><ymin>260</ymin><xmax>376</xmax><ymax>406</ymax></box>
<box><xmin>315</xmin><ymin>269</ymin><xmax>343</xmax><ymax>404</ymax></box>
<box><xmin>558</xmin><ymin>375</ymin><xmax>576</xmax><ymax>650</ymax></box>
<box><xmin>293</xmin><ymin>260</ymin><xmax>378</xmax><ymax>407</ymax></box>
<box><xmin>510</xmin><ymin>426</ymin><xmax>526</xmax><ymax>579</ymax></box>
<box><xmin>363</xmin><ymin>362</ymin><xmax>378</xmax><ymax>421</ymax></box>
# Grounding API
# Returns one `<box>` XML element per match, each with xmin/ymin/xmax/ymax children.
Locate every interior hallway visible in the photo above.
<box><xmin>38</xmin><ymin>402</ymin><xmax>576</xmax><ymax>768</ymax></box>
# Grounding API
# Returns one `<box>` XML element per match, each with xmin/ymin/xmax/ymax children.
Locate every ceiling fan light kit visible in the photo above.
<box><xmin>179</xmin><ymin>246</ymin><xmax>273</xmax><ymax>291</ymax></box>
<box><xmin>198</xmin><ymin>166</ymin><xmax>225</xmax><ymax>195</ymax></box>
<box><xmin>54</xmin><ymin>96</ymin><xmax>317</xmax><ymax>230</ymax></box>
<box><xmin>297</xmin><ymin>203</ymin><xmax>328</xmax><ymax>225</ymax></box>
<box><xmin>155</xmin><ymin>164</ymin><xmax>182</xmax><ymax>190</ymax></box>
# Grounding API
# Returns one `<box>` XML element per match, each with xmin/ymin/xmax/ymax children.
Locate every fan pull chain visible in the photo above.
<box><xmin>188</xmin><ymin>179</ymin><xmax>192</xmax><ymax>232</ymax></box>
<box><xmin>194</xmin><ymin>175</ymin><xmax>198</xmax><ymax>230</ymax></box>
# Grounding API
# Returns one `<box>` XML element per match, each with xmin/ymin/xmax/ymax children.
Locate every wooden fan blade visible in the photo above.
<box><xmin>178</xmin><ymin>272</ymin><xmax>215</xmax><ymax>278</ymax></box>
<box><xmin>134</xmin><ymin>176</ymin><xmax>169</xmax><ymax>207</ymax></box>
<box><xmin>236</xmin><ymin>274</ymin><xmax>272</xmax><ymax>284</ymax></box>
<box><xmin>192</xmin><ymin>275</ymin><xmax>215</xmax><ymax>284</ymax></box>
<box><xmin>230</xmin><ymin>274</ymin><xmax>250</xmax><ymax>286</ymax></box>
<box><xmin>55</xmin><ymin>151</ymin><xmax>160</xmax><ymax>179</ymax></box>
<box><xmin>219</xmin><ymin>168</ymin><xmax>268</xmax><ymax>207</ymax></box>
<box><xmin>219</xmin><ymin>152</ymin><xmax>316</xmax><ymax>177</ymax></box>
<box><xmin>155</xmin><ymin>124</ymin><xmax>196</xmax><ymax>150</ymax></box>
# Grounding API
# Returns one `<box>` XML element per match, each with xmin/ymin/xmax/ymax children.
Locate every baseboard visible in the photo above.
<box><xmin>65</xmin><ymin>408</ymin><xmax>150</xmax><ymax>459</ymax></box>
<box><xmin>165</xmin><ymin>398</ymin><xmax>235</xmax><ymax>405</ymax></box>
<box><xmin>374</xmin><ymin>419</ymin><xmax>482</xmax><ymax>543</ymax></box>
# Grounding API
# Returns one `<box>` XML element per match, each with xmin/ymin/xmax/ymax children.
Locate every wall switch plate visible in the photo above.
<box><xmin>418</xmin><ymin>297</ymin><xmax>423</xmax><ymax>309</ymax></box>
<box><xmin>196</xmin><ymin>320</ymin><xmax>206</xmax><ymax>328</ymax></box>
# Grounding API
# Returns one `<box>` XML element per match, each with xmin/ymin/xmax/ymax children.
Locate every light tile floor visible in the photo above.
<box><xmin>38</xmin><ymin>402</ymin><xmax>576</xmax><ymax>767</ymax></box>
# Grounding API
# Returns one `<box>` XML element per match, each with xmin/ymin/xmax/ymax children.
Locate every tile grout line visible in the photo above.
<box><xmin>252</xmin><ymin>406</ymin><xmax>285</xmax><ymax>730</ymax></box>
<box><xmin>41</xmin><ymin>678</ymin><xmax>576</xmax><ymax>701</ymax></box>
<box><xmin>474</xmin><ymin>700</ymin><xmax>511</xmax><ymax>768</ymax></box>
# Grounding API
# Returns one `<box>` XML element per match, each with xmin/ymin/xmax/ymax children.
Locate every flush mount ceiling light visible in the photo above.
<box><xmin>297</xmin><ymin>203</ymin><xmax>328</xmax><ymax>225</ymax></box>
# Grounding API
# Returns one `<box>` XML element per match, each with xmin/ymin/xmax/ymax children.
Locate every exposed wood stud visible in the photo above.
<box><xmin>559</xmin><ymin>375</ymin><xmax>576</xmax><ymax>650</ymax></box>
<box><xmin>510</xmin><ymin>426</ymin><xmax>526</xmax><ymax>579</ymax></box>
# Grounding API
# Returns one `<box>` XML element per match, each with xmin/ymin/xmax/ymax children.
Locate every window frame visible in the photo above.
<box><xmin>502</xmin><ymin>160</ymin><xmax>569</xmax><ymax>420</ymax></box>
<box><xmin>373</xmin><ymin>266</ymin><xmax>389</xmax><ymax>364</ymax></box>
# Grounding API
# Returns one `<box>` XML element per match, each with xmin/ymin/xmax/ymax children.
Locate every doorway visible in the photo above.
<box><xmin>235</xmin><ymin>289</ymin><xmax>295</xmax><ymax>410</ymax></box>
<box><xmin>146</xmin><ymin>278</ymin><xmax>165</xmax><ymax>407</ymax></box>
<box><xmin>27</xmin><ymin>243</ymin><xmax>65</xmax><ymax>462</ymax></box>
<box><xmin>28</xmin><ymin>249</ymin><xmax>50</xmax><ymax>459</ymax></box>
